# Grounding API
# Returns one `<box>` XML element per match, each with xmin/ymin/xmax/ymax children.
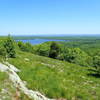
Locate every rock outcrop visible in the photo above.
<box><xmin>0</xmin><ymin>62</ymin><xmax>55</xmax><ymax>100</ymax></box>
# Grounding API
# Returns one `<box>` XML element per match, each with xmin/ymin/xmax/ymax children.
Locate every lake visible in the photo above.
<box><xmin>16</xmin><ymin>39</ymin><xmax>66</xmax><ymax>45</ymax></box>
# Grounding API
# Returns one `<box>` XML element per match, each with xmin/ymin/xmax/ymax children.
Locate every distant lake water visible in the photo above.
<box><xmin>16</xmin><ymin>39</ymin><xmax>67</xmax><ymax>45</ymax></box>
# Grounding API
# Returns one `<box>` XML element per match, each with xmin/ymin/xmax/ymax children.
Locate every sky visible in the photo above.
<box><xmin>0</xmin><ymin>0</ymin><xmax>100</xmax><ymax>36</ymax></box>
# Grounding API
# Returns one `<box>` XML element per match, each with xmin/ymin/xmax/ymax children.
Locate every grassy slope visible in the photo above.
<box><xmin>0</xmin><ymin>36</ymin><xmax>100</xmax><ymax>99</ymax></box>
<box><xmin>8</xmin><ymin>50</ymin><xmax>100</xmax><ymax>100</ymax></box>
<box><xmin>0</xmin><ymin>72</ymin><xmax>8</xmax><ymax>91</ymax></box>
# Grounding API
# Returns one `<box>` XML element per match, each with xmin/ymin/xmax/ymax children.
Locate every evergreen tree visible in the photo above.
<box><xmin>4</xmin><ymin>35</ymin><xmax>16</xmax><ymax>58</ymax></box>
<box><xmin>49</xmin><ymin>42</ymin><xmax>60</xmax><ymax>59</ymax></box>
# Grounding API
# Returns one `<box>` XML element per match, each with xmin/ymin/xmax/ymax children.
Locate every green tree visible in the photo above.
<box><xmin>4</xmin><ymin>35</ymin><xmax>16</xmax><ymax>58</ymax></box>
<box><xmin>49</xmin><ymin>42</ymin><xmax>60</xmax><ymax>59</ymax></box>
<box><xmin>18</xmin><ymin>41</ymin><xmax>34</xmax><ymax>53</ymax></box>
<box><xmin>64</xmin><ymin>48</ymin><xmax>91</xmax><ymax>66</ymax></box>
<box><xmin>18</xmin><ymin>41</ymin><xmax>26</xmax><ymax>51</ymax></box>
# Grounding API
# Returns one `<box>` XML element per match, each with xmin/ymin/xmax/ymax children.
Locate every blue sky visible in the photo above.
<box><xmin>0</xmin><ymin>0</ymin><xmax>100</xmax><ymax>36</ymax></box>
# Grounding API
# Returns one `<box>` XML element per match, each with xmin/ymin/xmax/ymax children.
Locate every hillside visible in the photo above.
<box><xmin>7</xmin><ymin>51</ymin><xmax>100</xmax><ymax>100</ymax></box>
<box><xmin>0</xmin><ymin>36</ymin><xmax>100</xmax><ymax>100</ymax></box>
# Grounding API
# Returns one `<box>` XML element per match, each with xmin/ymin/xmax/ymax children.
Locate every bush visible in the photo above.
<box><xmin>37</xmin><ymin>48</ymin><xmax>49</xmax><ymax>56</ymax></box>
<box><xmin>0</xmin><ymin>47</ymin><xmax>6</xmax><ymax>57</ymax></box>
<box><xmin>35</xmin><ymin>43</ymin><xmax>51</xmax><ymax>57</ymax></box>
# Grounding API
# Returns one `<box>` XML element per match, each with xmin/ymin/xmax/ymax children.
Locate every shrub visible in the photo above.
<box><xmin>37</xmin><ymin>48</ymin><xmax>49</xmax><ymax>56</ymax></box>
<box><xmin>0</xmin><ymin>47</ymin><xmax>6</xmax><ymax>57</ymax></box>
